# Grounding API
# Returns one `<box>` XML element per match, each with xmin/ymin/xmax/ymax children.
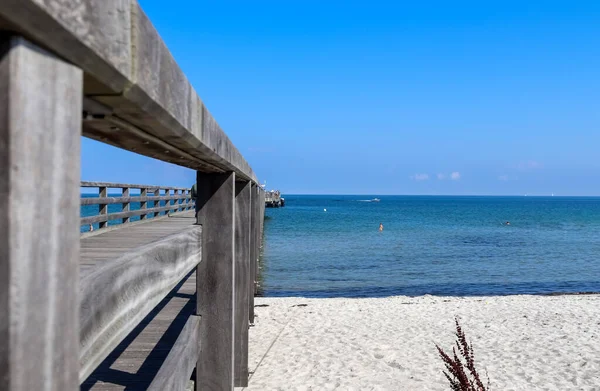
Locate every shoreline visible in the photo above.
<box><xmin>257</xmin><ymin>290</ymin><xmax>600</xmax><ymax>299</ymax></box>
<box><xmin>243</xmin><ymin>294</ymin><xmax>600</xmax><ymax>390</ymax></box>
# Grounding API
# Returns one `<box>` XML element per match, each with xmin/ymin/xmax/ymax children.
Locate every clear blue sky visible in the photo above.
<box><xmin>82</xmin><ymin>0</ymin><xmax>600</xmax><ymax>195</ymax></box>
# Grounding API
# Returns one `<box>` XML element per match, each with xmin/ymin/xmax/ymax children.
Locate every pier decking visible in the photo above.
<box><xmin>80</xmin><ymin>211</ymin><xmax>197</xmax><ymax>390</ymax></box>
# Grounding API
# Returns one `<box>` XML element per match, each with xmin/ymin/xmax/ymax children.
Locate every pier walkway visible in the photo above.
<box><xmin>1</xmin><ymin>1</ymin><xmax>266</xmax><ymax>390</ymax></box>
<box><xmin>80</xmin><ymin>211</ymin><xmax>198</xmax><ymax>390</ymax></box>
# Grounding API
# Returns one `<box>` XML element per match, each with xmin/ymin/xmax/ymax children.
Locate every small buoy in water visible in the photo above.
<box><xmin>324</xmin><ymin>208</ymin><xmax>327</xmax><ymax>212</ymax></box>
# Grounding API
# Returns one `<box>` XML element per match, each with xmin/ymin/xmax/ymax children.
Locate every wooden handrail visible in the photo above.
<box><xmin>81</xmin><ymin>194</ymin><xmax>191</xmax><ymax>205</ymax></box>
<box><xmin>81</xmin><ymin>181</ymin><xmax>191</xmax><ymax>191</ymax></box>
<box><xmin>0</xmin><ymin>3</ymin><xmax>267</xmax><ymax>388</ymax></box>
<box><xmin>81</xmin><ymin>182</ymin><xmax>195</xmax><ymax>233</ymax></box>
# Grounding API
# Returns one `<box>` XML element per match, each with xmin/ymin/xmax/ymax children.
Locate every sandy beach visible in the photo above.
<box><xmin>241</xmin><ymin>294</ymin><xmax>600</xmax><ymax>391</ymax></box>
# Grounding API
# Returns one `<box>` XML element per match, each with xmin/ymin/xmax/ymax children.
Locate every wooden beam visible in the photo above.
<box><xmin>0</xmin><ymin>35</ymin><xmax>82</xmax><ymax>391</ymax></box>
<box><xmin>81</xmin><ymin>181</ymin><xmax>190</xmax><ymax>191</ymax></box>
<box><xmin>98</xmin><ymin>186</ymin><xmax>108</xmax><ymax>229</ymax></box>
<box><xmin>79</xmin><ymin>226</ymin><xmax>202</xmax><ymax>381</ymax></box>
<box><xmin>122</xmin><ymin>187</ymin><xmax>130</xmax><ymax>223</ymax></box>
<box><xmin>249</xmin><ymin>184</ymin><xmax>258</xmax><ymax>323</ymax></box>
<box><xmin>234</xmin><ymin>181</ymin><xmax>251</xmax><ymax>386</ymax></box>
<box><xmin>196</xmin><ymin>171</ymin><xmax>235</xmax><ymax>391</ymax></box>
<box><xmin>147</xmin><ymin>315</ymin><xmax>201</xmax><ymax>391</ymax></box>
<box><xmin>81</xmin><ymin>195</ymin><xmax>192</xmax><ymax>206</ymax></box>
<box><xmin>80</xmin><ymin>203</ymin><xmax>182</xmax><ymax>225</ymax></box>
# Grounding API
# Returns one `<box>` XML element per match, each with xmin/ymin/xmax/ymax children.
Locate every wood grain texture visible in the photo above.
<box><xmin>234</xmin><ymin>181</ymin><xmax>251</xmax><ymax>386</ymax></box>
<box><xmin>81</xmin><ymin>194</ymin><xmax>192</xmax><ymax>206</ymax></box>
<box><xmin>80</xmin><ymin>226</ymin><xmax>202</xmax><ymax>381</ymax></box>
<box><xmin>249</xmin><ymin>184</ymin><xmax>259</xmax><ymax>323</ymax></box>
<box><xmin>0</xmin><ymin>1</ymin><xmax>258</xmax><ymax>181</ymax></box>
<box><xmin>0</xmin><ymin>0</ymin><xmax>131</xmax><ymax>93</ymax></box>
<box><xmin>147</xmin><ymin>314</ymin><xmax>200</xmax><ymax>391</ymax></box>
<box><xmin>81</xmin><ymin>204</ymin><xmax>187</xmax><ymax>225</ymax></box>
<box><xmin>82</xmin><ymin>272</ymin><xmax>197</xmax><ymax>391</ymax></box>
<box><xmin>196</xmin><ymin>172</ymin><xmax>235</xmax><ymax>391</ymax></box>
<box><xmin>122</xmin><ymin>187</ymin><xmax>130</xmax><ymax>224</ymax></box>
<box><xmin>0</xmin><ymin>35</ymin><xmax>82</xmax><ymax>391</ymax></box>
<box><xmin>81</xmin><ymin>181</ymin><xmax>190</xmax><ymax>191</ymax></box>
<box><xmin>80</xmin><ymin>209</ymin><xmax>195</xmax><ymax>240</ymax></box>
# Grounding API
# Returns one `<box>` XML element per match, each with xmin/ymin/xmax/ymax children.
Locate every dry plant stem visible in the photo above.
<box><xmin>436</xmin><ymin>318</ymin><xmax>490</xmax><ymax>391</ymax></box>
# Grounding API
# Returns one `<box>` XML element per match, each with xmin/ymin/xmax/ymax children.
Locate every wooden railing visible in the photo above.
<box><xmin>1</xmin><ymin>2</ymin><xmax>266</xmax><ymax>391</ymax></box>
<box><xmin>80</xmin><ymin>181</ymin><xmax>195</xmax><ymax>232</ymax></box>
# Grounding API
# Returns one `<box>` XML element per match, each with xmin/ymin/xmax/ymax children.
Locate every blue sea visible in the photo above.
<box><xmin>261</xmin><ymin>195</ymin><xmax>600</xmax><ymax>297</ymax></box>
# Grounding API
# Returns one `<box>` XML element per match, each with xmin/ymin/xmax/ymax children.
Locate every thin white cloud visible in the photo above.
<box><xmin>516</xmin><ymin>160</ymin><xmax>543</xmax><ymax>171</ymax></box>
<box><xmin>450</xmin><ymin>172</ymin><xmax>461</xmax><ymax>180</ymax></box>
<box><xmin>498</xmin><ymin>175</ymin><xmax>509</xmax><ymax>181</ymax></box>
<box><xmin>437</xmin><ymin>173</ymin><xmax>446</xmax><ymax>180</ymax></box>
<box><xmin>410</xmin><ymin>173</ymin><xmax>429</xmax><ymax>181</ymax></box>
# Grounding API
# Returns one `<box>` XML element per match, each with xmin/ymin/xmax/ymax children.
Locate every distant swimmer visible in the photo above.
<box><xmin>504</xmin><ymin>221</ymin><xmax>511</xmax><ymax>226</ymax></box>
<box><xmin>379</xmin><ymin>223</ymin><xmax>384</xmax><ymax>232</ymax></box>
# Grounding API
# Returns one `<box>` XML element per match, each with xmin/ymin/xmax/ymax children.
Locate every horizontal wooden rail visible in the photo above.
<box><xmin>81</xmin><ymin>204</ymin><xmax>190</xmax><ymax>225</ymax></box>
<box><xmin>147</xmin><ymin>315</ymin><xmax>201</xmax><ymax>391</ymax></box>
<box><xmin>79</xmin><ymin>227</ymin><xmax>202</xmax><ymax>381</ymax></box>
<box><xmin>81</xmin><ymin>181</ymin><xmax>195</xmax><ymax>233</ymax></box>
<box><xmin>81</xmin><ymin>181</ymin><xmax>190</xmax><ymax>191</ymax></box>
<box><xmin>81</xmin><ymin>194</ymin><xmax>191</xmax><ymax>206</ymax></box>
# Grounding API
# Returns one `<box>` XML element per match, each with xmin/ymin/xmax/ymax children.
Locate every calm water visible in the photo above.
<box><xmin>262</xmin><ymin>196</ymin><xmax>600</xmax><ymax>297</ymax></box>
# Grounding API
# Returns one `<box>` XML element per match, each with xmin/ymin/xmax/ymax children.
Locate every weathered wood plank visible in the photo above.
<box><xmin>80</xmin><ymin>226</ymin><xmax>202</xmax><ymax>381</ymax></box>
<box><xmin>81</xmin><ymin>181</ymin><xmax>190</xmax><ymax>191</ymax></box>
<box><xmin>249</xmin><ymin>184</ymin><xmax>259</xmax><ymax>323</ymax></box>
<box><xmin>122</xmin><ymin>187</ymin><xmax>130</xmax><ymax>224</ymax></box>
<box><xmin>81</xmin><ymin>204</ymin><xmax>185</xmax><ymax>225</ymax></box>
<box><xmin>80</xmin><ymin>211</ymin><xmax>196</xmax><ymax>258</ymax></box>
<box><xmin>196</xmin><ymin>172</ymin><xmax>235</xmax><ymax>391</ymax></box>
<box><xmin>140</xmin><ymin>188</ymin><xmax>148</xmax><ymax>220</ymax></box>
<box><xmin>81</xmin><ymin>194</ymin><xmax>192</xmax><ymax>206</ymax></box>
<box><xmin>0</xmin><ymin>35</ymin><xmax>82</xmax><ymax>391</ymax></box>
<box><xmin>0</xmin><ymin>0</ymin><xmax>131</xmax><ymax>94</ymax></box>
<box><xmin>147</xmin><ymin>314</ymin><xmax>200</xmax><ymax>391</ymax></box>
<box><xmin>234</xmin><ymin>181</ymin><xmax>251</xmax><ymax>387</ymax></box>
<box><xmin>82</xmin><ymin>272</ymin><xmax>197</xmax><ymax>391</ymax></box>
<box><xmin>99</xmin><ymin>186</ymin><xmax>108</xmax><ymax>229</ymax></box>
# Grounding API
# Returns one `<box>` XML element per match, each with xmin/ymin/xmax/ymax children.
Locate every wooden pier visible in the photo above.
<box><xmin>265</xmin><ymin>190</ymin><xmax>285</xmax><ymax>208</ymax></box>
<box><xmin>0</xmin><ymin>2</ymin><xmax>266</xmax><ymax>390</ymax></box>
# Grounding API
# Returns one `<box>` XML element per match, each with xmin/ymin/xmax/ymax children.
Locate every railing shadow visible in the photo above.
<box><xmin>81</xmin><ymin>270</ymin><xmax>196</xmax><ymax>390</ymax></box>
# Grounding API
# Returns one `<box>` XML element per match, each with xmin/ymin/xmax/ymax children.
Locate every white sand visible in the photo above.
<box><xmin>241</xmin><ymin>295</ymin><xmax>600</xmax><ymax>391</ymax></box>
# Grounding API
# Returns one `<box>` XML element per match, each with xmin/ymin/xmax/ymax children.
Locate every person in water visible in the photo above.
<box><xmin>379</xmin><ymin>223</ymin><xmax>384</xmax><ymax>232</ymax></box>
<box><xmin>505</xmin><ymin>221</ymin><xmax>511</xmax><ymax>225</ymax></box>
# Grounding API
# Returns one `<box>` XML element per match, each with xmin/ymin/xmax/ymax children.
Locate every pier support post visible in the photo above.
<box><xmin>256</xmin><ymin>188</ymin><xmax>265</xmax><ymax>295</ymax></box>
<box><xmin>0</xmin><ymin>36</ymin><xmax>82</xmax><ymax>390</ymax></box>
<box><xmin>196</xmin><ymin>171</ymin><xmax>236</xmax><ymax>391</ymax></box>
<box><xmin>249</xmin><ymin>184</ymin><xmax>258</xmax><ymax>323</ymax></box>
<box><xmin>234</xmin><ymin>181</ymin><xmax>251</xmax><ymax>386</ymax></box>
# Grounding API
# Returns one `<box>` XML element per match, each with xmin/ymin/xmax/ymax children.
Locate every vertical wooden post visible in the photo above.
<box><xmin>196</xmin><ymin>171</ymin><xmax>236</xmax><ymax>391</ymax></box>
<box><xmin>154</xmin><ymin>188</ymin><xmax>160</xmax><ymax>217</ymax></box>
<box><xmin>257</xmin><ymin>188</ymin><xmax>265</xmax><ymax>295</ymax></box>
<box><xmin>122</xmin><ymin>187</ymin><xmax>130</xmax><ymax>223</ymax></box>
<box><xmin>99</xmin><ymin>186</ymin><xmax>108</xmax><ymax>229</ymax></box>
<box><xmin>234</xmin><ymin>181</ymin><xmax>251</xmax><ymax>386</ymax></box>
<box><xmin>140</xmin><ymin>188</ymin><xmax>148</xmax><ymax>220</ymax></box>
<box><xmin>249</xmin><ymin>184</ymin><xmax>258</xmax><ymax>324</ymax></box>
<box><xmin>168</xmin><ymin>189</ymin><xmax>175</xmax><ymax>214</ymax></box>
<box><xmin>0</xmin><ymin>35</ymin><xmax>81</xmax><ymax>391</ymax></box>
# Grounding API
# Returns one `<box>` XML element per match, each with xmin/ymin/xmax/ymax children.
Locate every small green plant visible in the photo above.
<box><xmin>436</xmin><ymin>318</ymin><xmax>490</xmax><ymax>391</ymax></box>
